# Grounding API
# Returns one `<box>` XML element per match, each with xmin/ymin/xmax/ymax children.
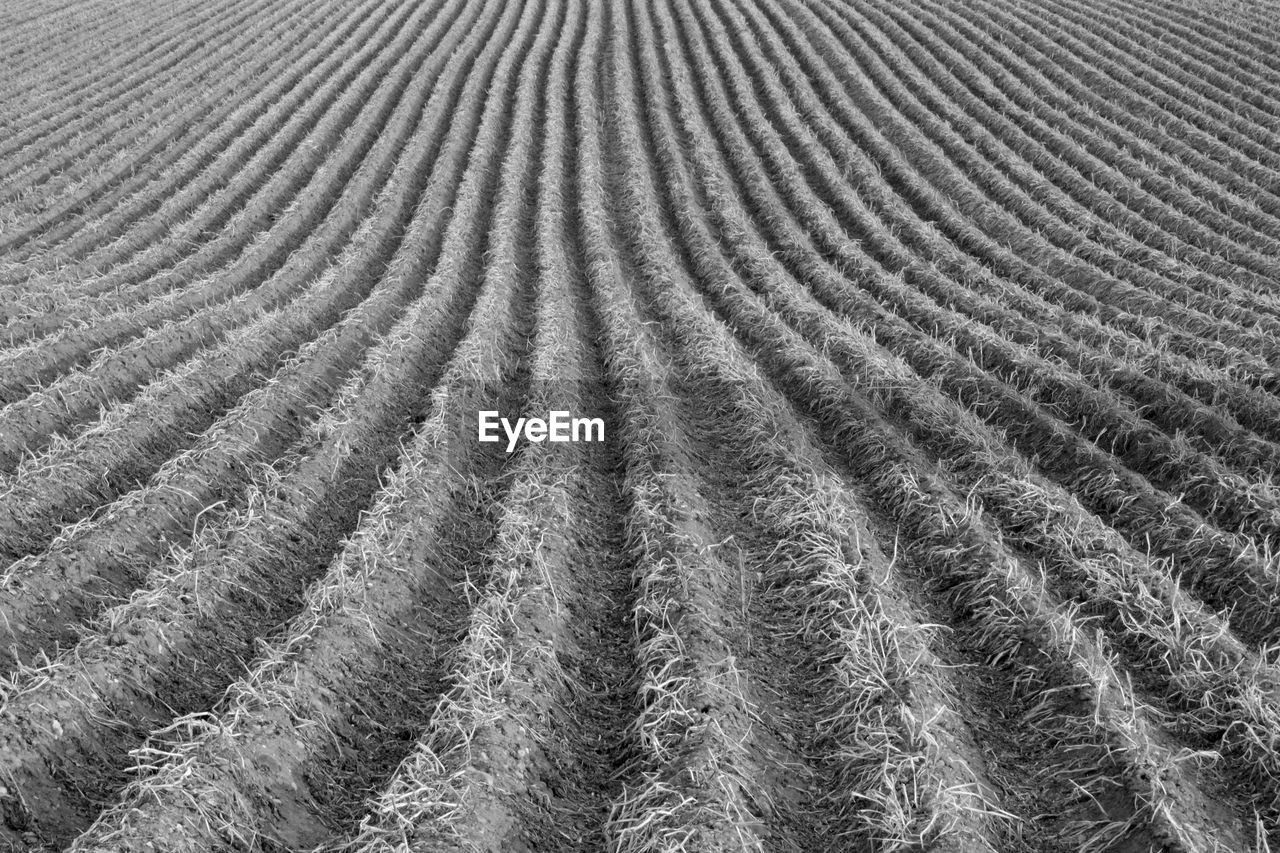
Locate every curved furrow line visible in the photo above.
<box><xmin>798</xmin><ymin>0</ymin><xmax>1280</xmax><ymax>330</ymax></box>
<box><xmin>60</xmin><ymin>3</ymin><xmax>556</xmax><ymax>845</ymax></box>
<box><xmin>1114</xmin><ymin>0</ymin><xmax>1280</xmax><ymax>78</ymax></box>
<box><xmin>0</xmin><ymin>0</ymin><xmax>520</xmax><ymax>597</ymax></box>
<box><xmin>861</xmin><ymin>0</ymin><xmax>1280</xmax><ymax>319</ymax></box>
<box><xmin>0</xmin><ymin>0</ymin><xmax>440</xmax><ymax>324</ymax></box>
<box><xmin>60</xmin><ymin>275</ymin><xmax>525</xmax><ymax>848</ymax></box>
<box><xmin>600</xmin><ymin>2</ymin><xmax>1014</xmax><ymax>849</ymax></box>
<box><xmin>638</xmin><ymin>55</ymin><xmax>1254</xmax><ymax>853</ymax></box>
<box><xmin>0</xmin><ymin>0</ymin><xmax>197</xmax><ymax>83</ymax></box>
<box><xmin>0</xmin><ymin>219</ymin><xmax>405</xmax><ymax>667</ymax></box>
<box><xmin>713</xmin><ymin>276</ymin><xmax>1259</xmax><ymax>844</ymax></box>
<box><xmin>0</xmin><ymin>0</ymin><xmax>230</xmax><ymax>138</ymax></box>
<box><xmin>781</xmin><ymin>0</ymin><xmax>1280</xmax><ymax>367</ymax></box>
<box><xmin>0</xmin><ymin>274</ymin><xmax>420</xmax><ymax>846</ymax></box>
<box><xmin>334</xmin><ymin>15</ymin><xmax>632</xmax><ymax>849</ymax></box>
<box><xmin>921</xmin><ymin>0</ymin><xmax>1280</xmax><ymax>232</ymax></box>
<box><xmin>0</xmin><ymin>4</ymin><xmax>475</xmax><ymax>478</ymax></box>
<box><xmin>643</xmin><ymin>6</ymin><xmax>1280</xmax><ymax>801</ymax></box>
<box><xmin>5</xmin><ymin>0</ymin><xmax>1280</xmax><ymax>848</ymax></box>
<box><xmin>711</xmin><ymin>0</ymin><xmax>1280</xmax><ymax>449</ymax></box>
<box><xmin>659</xmin><ymin>0</ymin><xmax>1280</xmax><ymax>614</ymax></box>
<box><xmin>0</xmin><ymin>0</ymin><xmax>429</xmax><ymax>328</ymax></box>
<box><xmin>971</xmin><ymin>0</ymin><xmax>1280</xmax><ymax>192</ymax></box>
<box><xmin>0</xmin><ymin>0</ymin><xmax>397</xmax><ymax>305</ymax></box>
<box><xmin>1074</xmin><ymin>0</ymin><xmax>1280</xmax><ymax>112</ymax></box>
<box><xmin>634</xmin><ymin>11</ymin><xmax>1280</xmax><ymax>835</ymax></box>
<box><xmin>0</xmin><ymin>0</ymin><xmax>291</xmax><ymax>182</ymax></box>
<box><xmin>619</xmin><ymin>1</ymin><xmax>1255</xmax><ymax>847</ymax></box>
<box><xmin>0</xmin><ymin>0</ymin><xmax>406</xmax><ymax>268</ymax></box>
<box><xmin>1029</xmin><ymin>0</ymin><xmax>1280</xmax><ymax>138</ymax></box>
<box><xmin>725</xmin><ymin>0</ymin><xmax>1280</xmax><ymax>412</ymax></box>
<box><xmin>0</xmin><ymin>0</ymin><xmax>511</xmax><ymax>661</ymax></box>
<box><xmin>0</xmin><ymin>7</ymin><xmax>167</xmax><ymax>105</ymax></box>
<box><xmin>596</xmin><ymin>17</ymin><xmax>780</xmax><ymax>847</ymax></box>
<box><xmin>683</xmin><ymin>0</ymin><xmax>1280</xmax><ymax>501</ymax></box>
<box><xmin>0</xmin><ymin>18</ymin><xmax>333</xmax><ymax>245</ymax></box>
<box><xmin>0</xmin><ymin>0</ymin><xmax>99</xmax><ymax>38</ymax></box>
<box><xmin>901</xmin><ymin>0</ymin><xmax>1280</xmax><ymax>246</ymax></box>
<box><xmin>0</xmin><ymin>266</ymin><xmax>374</xmax><ymax>589</ymax></box>
<box><xmin>743</xmin><ymin>234</ymin><xmax>1280</xmax><ymax>636</ymax></box>
<box><xmin>0</xmin><ymin>0</ymin><xmax>535</xmax><ymax>842</ymax></box>
<box><xmin>786</xmin><ymin>0</ymin><xmax>1280</xmax><ymax>351</ymax></box>
<box><xmin>716</xmin><ymin>0</ymin><xmax>1280</xmax><ymax>645</ymax></box>
<box><xmin>0</xmin><ymin>0</ymin><xmax>470</xmax><ymax>408</ymax></box>
<box><xmin>0</xmin><ymin>0</ymin><xmax>298</xmax><ymax>200</ymax></box>
<box><xmin>847</xmin><ymin>0</ymin><xmax>1280</xmax><ymax>304</ymax></box>
<box><xmin>727</xmin><ymin>260</ymin><xmax>1280</xmax><ymax>836</ymax></box>
<box><xmin>735</xmin><ymin>0</ymin><xmax>1280</xmax><ymax>397</ymax></box>
<box><xmin>607</xmin><ymin>20</ymin><xmax>776</xmax><ymax>846</ymax></box>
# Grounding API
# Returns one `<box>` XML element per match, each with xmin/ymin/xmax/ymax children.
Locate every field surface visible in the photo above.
<box><xmin>3</xmin><ymin>0</ymin><xmax>1280</xmax><ymax>850</ymax></box>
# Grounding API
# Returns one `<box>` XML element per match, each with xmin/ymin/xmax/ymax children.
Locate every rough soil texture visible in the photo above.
<box><xmin>3</xmin><ymin>0</ymin><xmax>1280</xmax><ymax>850</ymax></box>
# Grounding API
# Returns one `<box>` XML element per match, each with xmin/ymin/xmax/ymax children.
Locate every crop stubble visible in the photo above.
<box><xmin>2</xmin><ymin>0</ymin><xmax>1280</xmax><ymax>850</ymax></box>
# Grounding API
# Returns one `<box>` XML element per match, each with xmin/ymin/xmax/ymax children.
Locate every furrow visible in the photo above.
<box><xmin>747</xmin><ymin>0</ymin><xmax>1280</xmax><ymax>391</ymax></box>
<box><xmin>784</xmin><ymin>0</ymin><xmax>1280</xmax><ymax>356</ymax></box>
<box><xmin>709</xmin><ymin>0</ymin><xmax>1280</xmax><ymax>445</ymax></box>
<box><xmin>0</xmin><ymin>0</ymin><xmax>403</xmax><ymax>268</ymax></box>
<box><xmin>336</xmin><ymin>12</ymin><xmax>629</xmax><ymax>848</ymax></box>
<box><xmin>0</xmin><ymin>0</ymin><xmax>520</xmax><ymax>657</ymax></box>
<box><xmin>0</xmin><ymin>0</ymin><xmax>247</xmax><ymax>158</ymax></box>
<box><xmin>0</xmin><ymin>0</ymin><xmax>430</xmax><ymax>320</ymax></box>
<box><xmin>886</xmin><ymin>0</ymin><xmax>1280</xmax><ymax>256</ymax></box>
<box><xmin>614</xmin><ymin>1</ymin><xmax>1267</xmax><ymax>844</ymax></box>
<box><xmin>0</xmin><ymin>0</ymin><xmax>474</xmax><ymax>468</ymax></box>
<box><xmin>641</xmin><ymin>0</ymin><xmax>1280</xmax><ymax>643</ymax></box>
<box><xmin>0</xmin><ymin>0</ymin><xmax>299</xmax><ymax>203</ymax></box>
<box><xmin>597</xmin><ymin>2</ymin><xmax>1006</xmax><ymax>849</ymax></box>
<box><xmin>850</xmin><ymin>0</ymin><xmax>1280</xmax><ymax>293</ymax></box>
<box><xmin>0</xmin><ymin>0</ymin><xmax>532</xmax><ymax>841</ymax></box>
<box><xmin>3</xmin><ymin>1</ymin><xmax>1280</xmax><ymax>848</ymax></box>
<box><xmin>59</xmin><ymin>0</ymin><xmax>554</xmax><ymax>845</ymax></box>
<box><xmin>0</xmin><ymin>0</ymin><xmax>466</xmax><ymax>401</ymax></box>
<box><xmin>677</xmin><ymin>0</ymin><xmax>1280</xmax><ymax>526</ymax></box>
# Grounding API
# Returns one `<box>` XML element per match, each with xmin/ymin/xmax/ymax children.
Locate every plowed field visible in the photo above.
<box><xmin>4</xmin><ymin>0</ymin><xmax>1280</xmax><ymax>850</ymax></box>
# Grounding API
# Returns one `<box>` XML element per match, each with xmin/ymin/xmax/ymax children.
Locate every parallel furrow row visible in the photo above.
<box><xmin>3</xmin><ymin>0</ymin><xmax>1280</xmax><ymax>850</ymax></box>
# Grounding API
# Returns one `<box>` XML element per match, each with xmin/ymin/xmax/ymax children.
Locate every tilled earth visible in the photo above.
<box><xmin>3</xmin><ymin>0</ymin><xmax>1280</xmax><ymax>850</ymax></box>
